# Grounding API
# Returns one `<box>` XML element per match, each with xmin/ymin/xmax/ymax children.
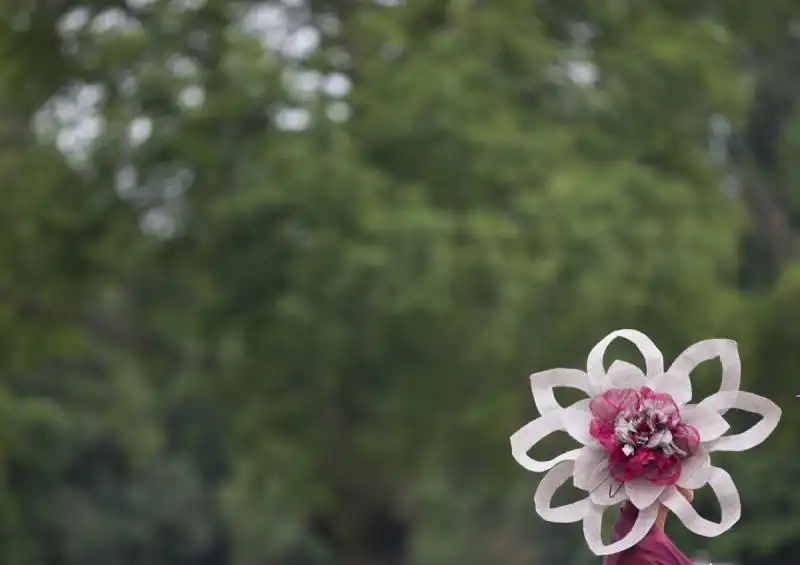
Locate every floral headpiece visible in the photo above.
<box><xmin>509</xmin><ymin>329</ymin><xmax>781</xmax><ymax>556</ymax></box>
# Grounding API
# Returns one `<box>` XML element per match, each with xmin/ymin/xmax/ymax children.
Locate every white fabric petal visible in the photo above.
<box><xmin>669</xmin><ymin>339</ymin><xmax>741</xmax><ymax>414</ymax></box>
<box><xmin>606</xmin><ymin>360</ymin><xmax>647</xmax><ymax>390</ymax></box>
<box><xmin>624</xmin><ymin>477</ymin><xmax>664</xmax><ymax>510</ymax></box>
<box><xmin>681</xmin><ymin>405</ymin><xmax>730</xmax><ymax>443</ymax></box>
<box><xmin>583</xmin><ymin>502</ymin><xmax>658</xmax><ymax>556</ymax></box>
<box><xmin>701</xmin><ymin>391</ymin><xmax>782</xmax><ymax>453</ymax></box>
<box><xmin>531</xmin><ymin>368</ymin><xmax>594</xmax><ymax>415</ymax></box>
<box><xmin>588</xmin><ymin>462</ymin><xmax>626</xmax><ymax>506</ymax></box>
<box><xmin>587</xmin><ymin>329</ymin><xmax>664</xmax><ymax>392</ymax></box>
<box><xmin>574</xmin><ymin>446</ymin><xmax>607</xmax><ymax>491</ymax></box>
<box><xmin>535</xmin><ymin>460</ymin><xmax>590</xmax><ymax>523</ymax></box>
<box><xmin>510</xmin><ymin>411</ymin><xmax>582</xmax><ymax>472</ymax></box>
<box><xmin>562</xmin><ymin>399</ymin><xmax>594</xmax><ymax>445</ymax></box>
<box><xmin>662</xmin><ymin>466</ymin><xmax>741</xmax><ymax>537</ymax></box>
<box><xmin>677</xmin><ymin>448</ymin><xmax>711</xmax><ymax>489</ymax></box>
<box><xmin>648</xmin><ymin>371</ymin><xmax>692</xmax><ymax>406</ymax></box>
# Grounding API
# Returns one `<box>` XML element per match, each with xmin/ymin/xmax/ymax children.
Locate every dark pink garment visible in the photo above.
<box><xmin>603</xmin><ymin>504</ymin><xmax>694</xmax><ymax>565</ymax></box>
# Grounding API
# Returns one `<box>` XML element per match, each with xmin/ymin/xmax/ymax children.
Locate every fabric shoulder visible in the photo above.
<box><xmin>641</xmin><ymin>541</ymin><xmax>693</xmax><ymax>565</ymax></box>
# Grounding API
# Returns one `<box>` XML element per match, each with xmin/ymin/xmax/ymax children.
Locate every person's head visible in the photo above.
<box><xmin>510</xmin><ymin>330</ymin><xmax>783</xmax><ymax>556</ymax></box>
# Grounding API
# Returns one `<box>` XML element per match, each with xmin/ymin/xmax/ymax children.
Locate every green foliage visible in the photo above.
<box><xmin>0</xmin><ymin>2</ymin><xmax>797</xmax><ymax>565</ymax></box>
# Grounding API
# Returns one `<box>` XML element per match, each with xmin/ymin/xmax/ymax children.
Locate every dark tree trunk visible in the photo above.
<box><xmin>731</xmin><ymin>76</ymin><xmax>797</xmax><ymax>287</ymax></box>
<box><xmin>310</xmin><ymin>494</ymin><xmax>410</xmax><ymax>565</ymax></box>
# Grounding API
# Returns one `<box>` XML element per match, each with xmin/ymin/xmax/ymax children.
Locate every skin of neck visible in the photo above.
<box><xmin>654</xmin><ymin>487</ymin><xmax>694</xmax><ymax>530</ymax></box>
<box><xmin>620</xmin><ymin>487</ymin><xmax>693</xmax><ymax>531</ymax></box>
<box><xmin>654</xmin><ymin>505</ymin><xmax>670</xmax><ymax>530</ymax></box>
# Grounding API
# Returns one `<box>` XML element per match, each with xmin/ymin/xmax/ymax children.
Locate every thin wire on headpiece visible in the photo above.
<box><xmin>608</xmin><ymin>480</ymin><xmax>624</xmax><ymax>499</ymax></box>
<box><xmin>589</xmin><ymin>470</ymin><xmax>611</xmax><ymax>493</ymax></box>
<box><xmin>587</xmin><ymin>468</ymin><xmax>624</xmax><ymax>500</ymax></box>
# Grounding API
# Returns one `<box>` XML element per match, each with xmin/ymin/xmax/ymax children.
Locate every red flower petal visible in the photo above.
<box><xmin>609</xmin><ymin>448</ymin><xmax>655</xmax><ymax>482</ymax></box>
<box><xmin>643</xmin><ymin>454</ymin><xmax>682</xmax><ymax>486</ymax></box>
<box><xmin>590</xmin><ymin>420</ymin><xmax>617</xmax><ymax>452</ymax></box>
<box><xmin>589</xmin><ymin>388</ymin><xmax>641</xmax><ymax>423</ymax></box>
<box><xmin>607</xmin><ymin>447</ymin><xmax>683</xmax><ymax>486</ymax></box>
<box><xmin>672</xmin><ymin>422</ymin><xmax>700</xmax><ymax>456</ymax></box>
<box><xmin>640</xmin><ymin>387</ymin><xmax>680</xmax><ymax>419</ymax></box>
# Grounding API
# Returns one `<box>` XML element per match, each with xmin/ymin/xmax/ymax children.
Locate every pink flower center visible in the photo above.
<box><xmin>589</xmin><ymin>387</ymin><xmax>699</xmax><ymax>485</ymax></box>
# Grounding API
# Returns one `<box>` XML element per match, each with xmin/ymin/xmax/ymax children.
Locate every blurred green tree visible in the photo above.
<box><xmin>0</xmin><ymin>2</ymin><xmax>798</xmax><ymax>565</ymax></box>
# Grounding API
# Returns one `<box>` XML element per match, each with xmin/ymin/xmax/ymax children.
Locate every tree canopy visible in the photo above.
<box><xmin>0</xmin><ymin>2</ymin><xmax>798</xmax><ymax>565</ymax></box>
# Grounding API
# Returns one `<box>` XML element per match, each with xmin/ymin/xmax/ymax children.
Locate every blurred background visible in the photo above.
<box><xmin>0</xmin><ymin>0</ymin><xmax>798</xmax><ymax>564</ymax></box>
